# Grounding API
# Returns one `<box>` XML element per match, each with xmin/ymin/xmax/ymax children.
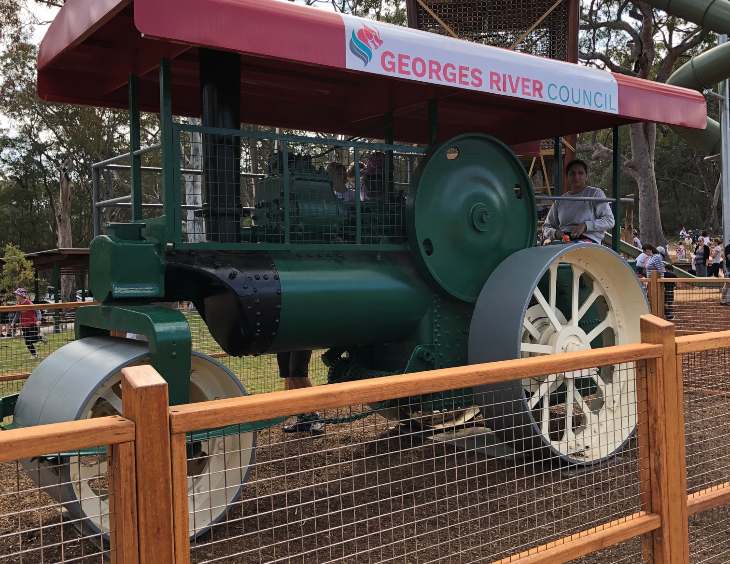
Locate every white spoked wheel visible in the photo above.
<box><xmin>520</xmin><ymin>257</ymin><xmax>638</xmax><ymax>463</ymax></box>
<box><xmin>15</xmin><ymin>337</ymin><xmax>255</xmax><ymax>539</ymax></box>
<box><xmin>470</xmin><ymin>244</ymin><xmax>648</xmax><ymax>465</ymax></box>
<box><xmin>73</xmin><ymin>355</ymin><xmax>254</xmax><ymax>538</ymax></box>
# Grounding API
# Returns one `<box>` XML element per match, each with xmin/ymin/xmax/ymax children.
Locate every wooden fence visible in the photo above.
<box><xmin>1</xmin><ymin>314</ymin><xmax>729</xmax><ymax>563</ymax></box>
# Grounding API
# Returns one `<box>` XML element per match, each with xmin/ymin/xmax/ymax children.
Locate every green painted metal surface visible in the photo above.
<box><xmin>0</xmin><ymin>393</ymin><xmax>18</xmax><ymax>420</ymax></box>
<box><xmin>407</xmin><ymin>134</ymin><xmax>536</xmax><ymax>302</ymax></box>
<box><xmin>129</xmin><ymin>75</ymin><xmax>142</xmax><ymax>222</ymax></box>
<box><xmin>75</xmin><ymin>304</ymin><xmax>192</xmax><ymax>405</ymax></box>
<box><xmin>89</xmin><ymin>222</ymin><xmax>165</xmax><ymax>301</ymax></box>
<box><xmin>270</xmin><ymin>251</ymin><xmax>432</xmax><ymax>352</ymax></box>
<box><xmin>611</xmin><ymin>126</ymin><xmax>621</xmax><ymax>254</ymax></box>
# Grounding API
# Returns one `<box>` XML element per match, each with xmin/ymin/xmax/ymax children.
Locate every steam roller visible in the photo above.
<box><xmin>6</xmin><ymin>131</ymin><xmax>648</xmax><ymax>535</ymax></box>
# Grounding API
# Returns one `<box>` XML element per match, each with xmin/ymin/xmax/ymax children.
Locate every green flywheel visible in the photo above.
<box><xmin>406</xmin><ymin>134</ymin><xmax>537</xmax><ymax>302</ymax></box>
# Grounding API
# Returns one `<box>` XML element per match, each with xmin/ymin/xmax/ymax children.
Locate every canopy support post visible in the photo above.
<box><xmin>385</xmin><ymin>111</ymin><xmax>394</xmax><ymax>203</ymax></box>
<box><xmin>160</xmin><ymin>58</ymin><xmax>177</xmax><ymax>245</ymax></box>
<box><xmin>553</xmin><ymin>137</ymin><xmax>563</xmax><ymax>196</ymax></box>
<box><xmin>428</xmin><ymin>99</ymin><xmax>438</xmax><ymax>147</ymax></box>
<box><xmin>612</xmin><ymin>126</ymin><xmax>621</xmax><ymax>253</ymax></box>
<box><xmin>199</xmin><ymin>48</ymin><xmax>242</xmax><ymax>244</ymax></box>
<box><xmin>129</xmin><ymin>75</ymin><xmax>142</xmax><ymax>222</ymax></box>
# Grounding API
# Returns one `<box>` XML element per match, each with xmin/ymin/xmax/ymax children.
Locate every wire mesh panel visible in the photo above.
<box><xmin>412</xmin><ymin>0</ymin><xmax>569</xmax><ymax>61</ymax></box>
<box><xmin>176</xmin><ymin>127</ymin><xmax>423</xmax><ymax>247</ymax></box>
<box><xmin>689</xmin><ymin>504</ymin><xmax>730</xmax><ymax>564</ymax></box>
<box><xmin>682</xmin><ymin>348</ymin><xmax>730</xmax><ymax>495</ymax></box>
<box><xmin>0</xmin><ymin>306</ymin><xmax>79</xmax><ymax>382</ymax></box>
<box><xmin>660</xmin><ymin>280</ymin><xmax>730</xmax><ymax>334</ymax></box>
<box><xmin>0</xmin><ymin>303</ymin><xmax>327</xmax><ymax>420</ymax></box>
<box><xmin>0</xmin><ymin>451</ymin><xmax>113</xmax><ymax>563</ymax></box>
<box><xmin>183</xmin><ymin>361</ymin><xmax>649</xmax><ymax>563</ymax></box>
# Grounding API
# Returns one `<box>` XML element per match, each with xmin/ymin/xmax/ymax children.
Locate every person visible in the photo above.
<box><xmin>677</xmin><ymin>241</ymin><xmax>686</xmax><ymax>262</ymax></box>
<box><xmin>0</xmin><ymin>289</ymin><xmax>8</xmax><ymax>338</ymax></box>
<box><xmin>680</xmin><ymin>227</ymin><xmax>687</xmax><ymax>240</ymax></box>
<box><xmin>644</xmin><ymin>245</ymin><xmax>665</xmax><ymax>278</ymax></box>
<box><xmin>632</xmin><ymin>230</ymin><xmax>641</xmax><ymax>249</ymax></box>
<box><xmin>325</xmin><ymin>161</ymin><xmax>355</xmax><ymax>201</ymax></box>
<box><xmin>278</xmin><ymin>351</ymin><xmax>323</xmax><ymax>434</ymax></box>
<box><xmin>664</xmin><ymin>264</ymin><xmax>677</xmax><ymax>320</ymax></box>
<box><xmin>689</xmin><ymin>251</ymin><xmax>697</xmax><ymax>276</ymax></box>
<box><xmin>694</xmin><ymin>237</ymin><xmax>710</xmax><ymax>277</ymax></box>
<box><xmin>721</xmin><ymin>241</ymin><xmax>730</xmax><ymax>305</ymax></box>
<box><xmin>9</xmin><ymin>288</ymin><xmax>47</xmax><ymax>359</ymax></box>
<box><xmin>709</xmin><ymin>238</ymin><xmax>723</xmax><ymax>277</ymax></box>
<box><xmin>636</xmin><ymin>251</ymin><xmax>648</xmax><ymax>276</ymax></box>
<box><xmin>360</xmin><ymin>151</ymin><xmax>386</xmax><ymax>200</ymax></box>
<box><xmin>542</xmin><ymin>160</ymin><xmax>615</xmax><ymax>244</ymax></box>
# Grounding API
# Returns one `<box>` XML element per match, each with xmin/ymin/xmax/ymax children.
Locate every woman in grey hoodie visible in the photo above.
<box><xmin>543</xmin><ymin>159</ymin><xmax>615</xmax><ymax>244</ymax></box>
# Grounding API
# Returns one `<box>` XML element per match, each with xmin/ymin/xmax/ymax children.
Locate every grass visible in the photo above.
<box><xmin>0</xmin><ymin>310</ymin><xmax>329</xmax><ymax>402</ymax></box>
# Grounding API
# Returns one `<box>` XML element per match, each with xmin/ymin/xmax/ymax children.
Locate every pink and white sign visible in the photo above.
<box><xmin>342</xmin><ymin>14</ymin><xmax>619</xmax><ymax>114</ymax></box>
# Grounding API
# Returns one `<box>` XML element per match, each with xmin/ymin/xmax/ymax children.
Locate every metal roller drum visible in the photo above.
<box><xmin>469</xmin><ymin>243</ymin><xmax>648</xmax><ymax>465</ymax></box>
<box><xmin>15</xmin><ymin>336</ymin><xmax>255</xmax><ymax>538</ymax></box>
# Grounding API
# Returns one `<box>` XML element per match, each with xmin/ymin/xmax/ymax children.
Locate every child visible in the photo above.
<box><xmin>676</xmin><ymin>242</ymin><xmax>685</xmax><ymax>262</ymax></box>
<box><xmin>10</xmin><ymin>288</ymin><xmax>47</xmax><ymax>359</ymax></box>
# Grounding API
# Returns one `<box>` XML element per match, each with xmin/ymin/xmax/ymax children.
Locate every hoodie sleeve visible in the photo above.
<box><xmin>583</xmin><ymin>189</ymin><xmax>615</xmax><ymax>232</ymax></box>
<box><xmin>542</xmin><ymin>201</ymin><xmax>559</xmax><ymax>240</ymax></box>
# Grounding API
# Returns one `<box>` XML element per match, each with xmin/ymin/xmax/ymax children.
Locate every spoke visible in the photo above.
<box><xmin>563</xmin><ymin>379</ymin><xmax>575</xmax><ymax>440</ymax></box>
<box><xmin>574</xmin><ymin>287</ymin><xmax>603</xmax><ymax>325</ymax></box>
<box><xmin>573</xmin><ymin>388</ymin><xmax>592</xmax><ymax>418</ymax></box>
<box><xmin>571</xmin><ymin>267</ymin><xmax>582</xmax><ymax>326</ymax></box>
<box><xmin>523</xmin><ymin>318</ymin><xmax>542</xmax><ymax>341</ymax></box>
<box><xmin>533</xmin><ymin>287</ymin><xmax>563</xmax><ymax>331</ymax></box>
<box><xmin>586</xmin><ymin>316</ymin><xmax>613</xmax><ymax>343</ymax></box>
<box><xmin>528</xmin><ymin>374</ymin><xmax>558</xmax><ymax>409</ymax></box>
<box><xmin>592</xmin><ymin>369</ymin><xmax>607</xmax><ymax>388</ymax></box>
<box><xmin>521</xmin><ymin>343</ymin><xmax>553</xmax><ymax>355</ymax></box>
<box><xmin>541</xmin><ymin>395</ymin><xmax>550</xmax><ymax>436</ymax></box>
<box><xmin>100</xmin><ymin>386</ymin><xmax>123</xmax><ymax>415</ymax></box>
<box><xmin>548</xmin><ymin>264</ymin><xmax>558</xmax><ymax>311</ymax></box>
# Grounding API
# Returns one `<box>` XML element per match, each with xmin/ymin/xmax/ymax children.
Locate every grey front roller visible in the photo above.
<box><xmin>469</xmin><ymin>243</ymin><xmax>648</xmax><ymax>465</ymax></box>
<box><xmin>15</xmin><ymin>336</ymin><xmax>255</xmax><ymax>538</ymax></box>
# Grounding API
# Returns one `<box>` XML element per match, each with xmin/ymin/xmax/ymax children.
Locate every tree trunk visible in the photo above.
<box><xmin>184</xmin><ymin>118</ymin><xmax>205</xmax><ymax>242</ymax></box>
<box><xmin>711</xmin><ymin>177</ymin><xmax>721</xmax><ymax>232</ymax></box>
<box><xmin>630</xmin><ymin>123</ymin><xmax>666</xmax><ymax>248</ymax></box>
<box><xmin>56</xmin><ymin>159</ymin><xmax>76</xmax><ymax>302</ymax></box>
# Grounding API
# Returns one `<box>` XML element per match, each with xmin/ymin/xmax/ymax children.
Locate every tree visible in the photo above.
<box><xmin>0</xmin><ymin>243</ymin><xmax>34</xmax><ymax>299</ymax></box>
<box><xmin>578</xmin><ymin>1</ymin><xmax>713</xmax><ymax>246</ymax></box>
<box><xmin>0</xmin><ymin>37</ymin><xmax>161</xmax><ymax>254</ymax></box>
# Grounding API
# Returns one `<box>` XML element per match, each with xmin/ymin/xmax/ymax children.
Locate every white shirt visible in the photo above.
<box><xmin>636</xmin><ymin>253</ymin><xmax>649</xmax><ymax>268</ymax></box>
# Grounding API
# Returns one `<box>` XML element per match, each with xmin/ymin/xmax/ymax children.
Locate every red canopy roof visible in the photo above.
<box><xmin>38</xmin><ymin>0</ymin><xmax>707</xmax><ymax>146</ymax></box>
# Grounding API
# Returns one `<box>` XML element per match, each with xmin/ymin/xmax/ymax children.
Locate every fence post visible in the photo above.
<box><xmin>640</xmin><ymin>314</ymin><xmax>689</xmax><ymax>564</ymax></box>
<box><xmin>649</xmin><ymin>270</ymin><xmax>664</xmax><ymax>319</ymax></box>
<box><xmin>108</xmin><ymin>441</ymin><xmax>139</xmax><ymax>564</ymax></box>
<box><xmin>122</xmin><ymin>365</ymin><xmax>175</xmax><ymax>564</ymax></box>
<box><xmin>170</xmin><ymin>432</ymin><xmax>191</xmax><ymax>564</ymax></box>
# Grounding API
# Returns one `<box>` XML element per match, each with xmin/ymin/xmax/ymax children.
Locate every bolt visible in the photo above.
<box><xmin>650</xmin><ymin>368</ymin><xmax>654</xmax><ymax>373</ymax></box>
<box><xmin>243</xmin><ymin>285</ymin><xmax>248</xmax><ymax>289</ymax></box>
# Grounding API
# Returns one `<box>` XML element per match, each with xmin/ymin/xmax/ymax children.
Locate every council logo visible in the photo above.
<box><xmin>349</xmin><ymin>23</ymin><xmax>383</xmax><ymax>66</ymax></box>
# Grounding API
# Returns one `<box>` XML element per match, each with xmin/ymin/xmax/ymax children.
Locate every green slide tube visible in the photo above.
<box><xmin>643</xmin><ymin>0</ymin><xmax>730</xmax><ymax>153</ymax></box>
